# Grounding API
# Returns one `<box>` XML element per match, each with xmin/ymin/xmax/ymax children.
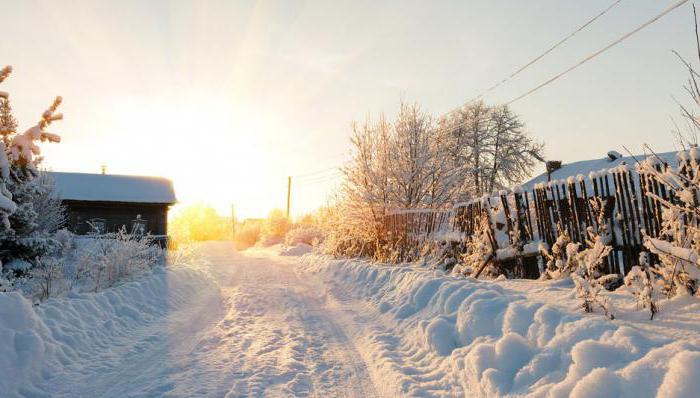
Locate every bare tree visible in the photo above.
<box><xmin>389</xmin><ymin>102</ymin><xmax>434</xmax><ymax>208</ymax></box>
<box><xmin>484</xmin><ymin>105</ymin><xmax>544</xmax><ymax>193</ymax></box>
<box><xmin>440</xmin><ymin>101</ymin><xmax>543</xmax><ymax>196</ymax></box>
<box><xmin>342</xmin><ymin>114</ymin><xmax>394</xmax><ymax>251</ymax></box>
<box><xmin>338</xmin><ymin>98</ymin><xmax>543</xmax><ymax>260</ymax></box>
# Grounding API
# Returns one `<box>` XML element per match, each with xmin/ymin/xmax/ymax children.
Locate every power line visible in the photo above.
<box><xmin>506</xmin><ymin>0</ymin><xmax>689</xmax><ymax>105</ymax></box>
<box><xmin>293</xmin><ymin>160</ymin><xmax>350</xmax><ymax>180</ymax></box>
<box><xmin>294</xmin><ymin>0</ymin><xmax>687</xmax><ymax>194</ymax></box>
<box><xmin>294</xmin><ymin>166</ymin><xmax>339</xmax><ymax>179</ymax></box>
<box><xmin>291</xmin><ymin>0</ymin><xmax>623</xmax><ymax>183</ymax></box>
<box><xmin>471</xmin><ymin>0</ymin><xmax>624</xmax><ymax>102</ymax></box>
<box><xmin>440</xmin><ymin>0</ymin><xmax>624</xmax><ymax>121</ymax></box>
<box><xmin>429</xmin><ymin>0</ymin><xmax>626</xmax><ymax>137</ymax></box>
<box><xmin>296</xmin><ymin>171</ymin><xmax>344</xmax><ymax>185</ymax></box>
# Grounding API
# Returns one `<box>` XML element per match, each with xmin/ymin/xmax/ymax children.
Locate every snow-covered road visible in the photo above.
<box><xmin>4</xmin><ymin>242</ymin><xmax>700</xmax><ymax>397</ymax></box>
<box><xmin>40</xmin><ymin>242</ymin><xmax>380</xmax><ymax>397</ymax></box>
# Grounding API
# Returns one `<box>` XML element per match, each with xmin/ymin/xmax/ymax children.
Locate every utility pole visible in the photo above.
<box><xmin>286</xmin><ymin>176</ymin><xmax>291</xmax><ymax>219</ymax></box>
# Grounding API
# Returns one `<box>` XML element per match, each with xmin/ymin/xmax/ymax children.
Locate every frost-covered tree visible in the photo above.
<box><xmin>0</xmin><ymin>82</ymin><xmax>17</xmax><ymax>147</ymax></box>
<box><xmin>336</xmin><ymin>99</ymin><xmax>542</xmax><ymax>260</ymax></box>
<box><xmin>30</xmin><ymin>172</ymin><xmax>66</xmax><ymax>234</ymax></box>
<box><xmin>0</xmin><ymin>66</ymin><xmax>17</xmax><ymax>231</ymax></box>
<box><xmin>439</xmin><ymin>102</ymin><xmax>543</xmax><ymax>197</ymax></box>
<box><xmin>0</xmin><ymin>65</ymin><xmax>63</xmax><ymax>270</ymax></box>
<box><xmin>438</xmin><ymin>101</ymin><xmax>491</xmax><ymax>197</ymax></box>
<box><xmin>484</xmin><ymin>106</ymin><xmax>543</xmax><ymax>193</ymax></box>
<box><xmin>341</xmin><ymin>114</ymin><xmax>394</xmax><ymax>256</ymax></box>
<box><xmin>389</xmin><ymin>102</ymin><xmax>435</xmax><ymax>208</ymax></box>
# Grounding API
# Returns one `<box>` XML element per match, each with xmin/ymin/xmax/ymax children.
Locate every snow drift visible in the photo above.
<box><xmin>0</xmin><ymin>265</ymin><xmax>217</xmax><ymax>397</ymax></box>
<box><xmin>301</xmin><ymin>255</ymin><xmax>700</xmax><ymax>397</ymax></box>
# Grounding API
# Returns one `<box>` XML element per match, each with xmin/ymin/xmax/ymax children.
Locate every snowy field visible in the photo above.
<box><xmin>2</xmin><ymin>242</ymin><xmax>700</xmax><ymax>397</ymax></box>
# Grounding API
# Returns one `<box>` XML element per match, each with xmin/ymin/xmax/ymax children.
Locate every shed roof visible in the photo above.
<box><xmin>521</xmin><ymin>150</ymin><xmax>678</xmax><ymax>191</ymax></box>
<box><xmin>49</xmin><ymin>172</ymin><xmax>177</xmax><ymax>204</ymax></box>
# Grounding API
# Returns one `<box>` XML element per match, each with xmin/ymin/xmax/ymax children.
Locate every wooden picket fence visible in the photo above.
<box><xmin>383</xmin><ymin>154</ymin><xmax>686</xmax><ymax>278</ymax></box>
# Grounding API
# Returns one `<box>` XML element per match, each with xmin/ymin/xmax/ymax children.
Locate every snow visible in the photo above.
<box><xmin>1</xmin><ymin>242</ymin><xmax>699</xmax><ymax>397</ymax></box>
<box><xmin>646</xmin><ymin>237</ymin><xmax>700</xmax><ymax>266</ymax></box>
<box><xmin>280</xmin><ymin>243</ymin><xmax>313</xmax><ymax>256</ymax></box>
<box><xmin>522</xmin><ymin>150</ymin><xmax>677</xmax><ymax>191</ymax></box>
<box><xmin>0</xmin><ymin>243</ymin><xmax>378</xmax><ymax>397</ymax></box>
<box><xmin>49</xmin><ymin>172</ymin><xmax>177</xmax><ymax>204</ymax></box>
<box><xmin>299</xmin><ymin>254</ymin><xmax>700</xmax><ymax>397</ymax></box>
<box><xmin>0</xmin><ymin>264</ymin><xmax>217</xmax><ymax>396</ymax></box>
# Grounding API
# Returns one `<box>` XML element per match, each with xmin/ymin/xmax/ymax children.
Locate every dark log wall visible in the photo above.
<box><xmin>62</xmin><ymin>200</ymin><xmax>170</xmax><ymax>236</ymax></box>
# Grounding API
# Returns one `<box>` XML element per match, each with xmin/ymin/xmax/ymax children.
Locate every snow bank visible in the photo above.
<box><xmin>300</xmin><ymin>255</ymin><xmax>700</xmax><ymax>397</ymax></box>
<box><xmin>247</xmin><ymin>243</ymin><xmax>313</xmax><ymax>257</ymax></box>
<box><xmin>0</xmin><ymin>265</ymin><xmax>217</xmax><ymax>397</ymax></box>
<box><xmin>280</xmin><ymin>243</ymin><xmax>313</xmax><ymax>256</ymax></box>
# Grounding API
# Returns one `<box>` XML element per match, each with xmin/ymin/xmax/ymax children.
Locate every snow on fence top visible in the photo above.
<box><xmin>50</xmin><ymin>172</ymin><xmax>177</xmax><ymax>204</ymax></box>
<box><xmin>521</xmin><ymin>150</ymin><xmax>677</xmax><ymax>191</ymax></box>
<box><xmin>383</xmin><ymin>149</ymin><xmax>697</xmax><ymax>277</ymax></box>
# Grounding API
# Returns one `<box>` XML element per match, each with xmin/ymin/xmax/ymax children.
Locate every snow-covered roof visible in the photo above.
<box><xmin>521</xmin><ymin>150</ymin><xmax>678</xmax><ymax>191</ymax></box>
<box><xmin>49</xmin><ymin>172</ymin><xmax>176</xmax><ymax>204</ymax></box>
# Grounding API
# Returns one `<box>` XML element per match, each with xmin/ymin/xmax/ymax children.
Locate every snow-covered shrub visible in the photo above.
<box><xmin>454</xmin><ymin>211</ymin><xmax>493</xmax><ymax>277</ymax></box>
<box><xmin>259</xmin><ymin>209</ymin><xmax>290</xmax><ymax>247</ymax></box>
<box><xmin>638</xmin><ymin>153</ymin><xmax>700</xmax><ymax>298</ymax></box>
<box><xmin>571</xmin><ymin>242</ymin><xmax>615</xmax><ymax>319</ymax></box>
<box><xmin>54</xmin><ymin>228</ymin><xmax>74</xmax><ymax>252</ymax></box>
<box><xmin>29</xmin><ymin>256</ymin><xmax>67</xmax><ymax>300</ymax></box>
<box><xmin>420</xmin><ymin>240</ymin><xmax>460</xmax><ymax>271</ymax></box>
<box><xmin>538</xmin><ymin>198</ymin><xmax>616</xmax><ymax>318</ymax></box>
<box><xmin>631</xmin><ymin>17</ymin><xmax>700</xmax><ymax>302</ymax></box>
<box><xmin>570</xmin><ymin>198</ymin><xmax>616</xmax><ymax>319</ymax></box>
<box><xmin>233</xmin><ymin>219</ymin><xmax>261</xmax><ymax>250</ymax></box>
<box><xmin>284</xmin><ymin>224</ymin><xmax>324</xmax><ymax>246</ymax></box>
<box><xmin>0</xmin><ymin>274</ymin><xmax>10</xmax><ymax>292</ymax></box>
<box><xmin>166</xmin><ymin>241</ymin><xmax>196</xmax><ymax>266</ymax></box>
<box><xmin>74</xmin><ymin>229</ymin><xmax>163</xmax><ymax>292</ymax></box>
<box><xmin>624</xmin><ymin>251</ymin><xmax>659</xmax><ymax>320</ymax></box>
<box><xmin>538</xmin><ymin>228</ymin><xmax>580</xmax><ymax>279</ymax></box>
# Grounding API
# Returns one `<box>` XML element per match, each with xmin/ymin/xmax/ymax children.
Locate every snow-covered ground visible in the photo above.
<box><xmin>301</xmin><ymin>256</ymin><xmax>700</xmax><ymax>397</ymax></box>
<box><xmin>1</xmin><ymin>243</ymin><xmax>376</xmax><ymax>397</ymax></box>
<box><xmin>2</xmin><ymin>242</ymin><xmax>700</xmax><ymax>397</ymax></box>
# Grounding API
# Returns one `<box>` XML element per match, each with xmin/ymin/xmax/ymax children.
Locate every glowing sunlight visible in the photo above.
<box><xmin>2</xmin><ymin>1</ymin><xmax>699</xmax><ymax>396</ymax></box>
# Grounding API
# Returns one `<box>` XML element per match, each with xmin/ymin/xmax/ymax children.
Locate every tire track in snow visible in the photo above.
<box><xmin>43</xmin><ymin>243</ymin><xmax>382</xmax><ymax>397</ymax></box>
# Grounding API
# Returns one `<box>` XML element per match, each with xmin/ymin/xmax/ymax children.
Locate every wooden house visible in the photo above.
<box><xmin>50</xmin><ymin>172</ymin><xmax>177</xmax><ymax>243</ymax></box>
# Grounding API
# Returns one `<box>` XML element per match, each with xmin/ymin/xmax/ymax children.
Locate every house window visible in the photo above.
<box><xmin>131</xmin><ymin>215</ymin><xmax>148</xmax><ymax>236</ymax></box>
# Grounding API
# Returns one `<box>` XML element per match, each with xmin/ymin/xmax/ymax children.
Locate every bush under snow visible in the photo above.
<box><xmin>284</xmin><ymin>224</ymin><xmax>324</xmax><ymax>246</ymax></box>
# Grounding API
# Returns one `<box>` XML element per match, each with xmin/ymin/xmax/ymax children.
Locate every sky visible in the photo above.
<box><xmin>0</xmin><ymin>0</ymin><xmax>695</xmax><ymax>219</ymax></box>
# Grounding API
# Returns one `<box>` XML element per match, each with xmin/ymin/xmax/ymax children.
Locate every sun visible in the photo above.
<box><xmin>106</xmin><ymin>93</ymin><xmax>278</xmax><ymax>219</ymax></box>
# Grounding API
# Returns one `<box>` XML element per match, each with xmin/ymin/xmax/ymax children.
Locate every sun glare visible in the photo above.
<box><xmin>109</xmin><ymin>93</ymin><xmax>277</xmax><ymax>219</ymax></box>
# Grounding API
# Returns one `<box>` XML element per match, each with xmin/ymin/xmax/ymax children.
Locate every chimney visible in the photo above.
<box><xmin>545</xmin><ymin>160</ymin><xmax>562</xmax><ymax>181</ymax></box>
<box><xmin>607</xmin><ymin>150</ymin><xmax>623</xmax><ymax>161</ymax></box>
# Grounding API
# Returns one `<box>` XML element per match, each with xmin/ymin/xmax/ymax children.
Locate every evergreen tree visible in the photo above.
<box><xmin>0</xmin><ymin>65</ymin><xmax>63</xmax><ymax>270</ymax></box>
